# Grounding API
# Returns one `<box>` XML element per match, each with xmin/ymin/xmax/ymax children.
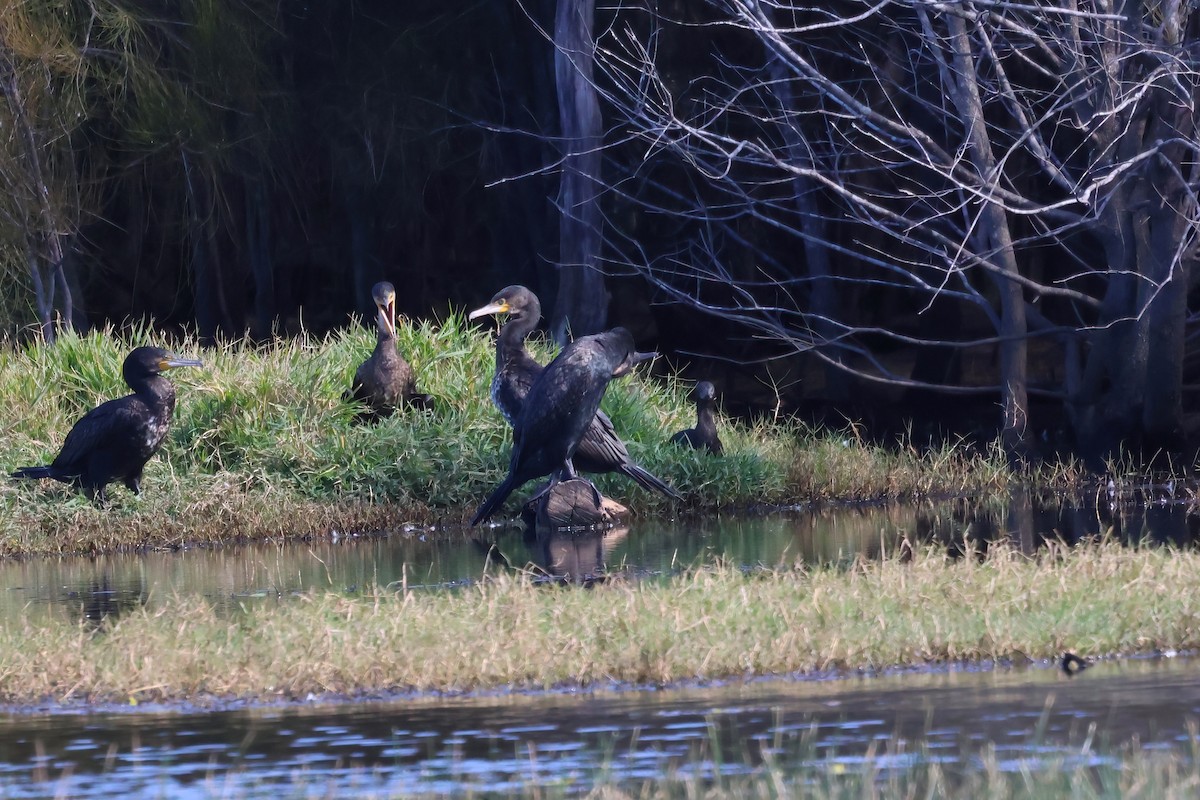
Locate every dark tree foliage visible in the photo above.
<box><xmin>4</xmin><ymin>0</ymin><xmax>1199</xmax><ymax>462</ymax></box>
<box><xmin>1</xmin><ymin>0</ymin><xmax>515</xmax><ymax>341</ymax></box>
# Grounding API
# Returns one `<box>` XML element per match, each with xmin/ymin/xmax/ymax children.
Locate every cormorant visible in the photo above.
<box><xmin>467</xmin><ymin>285</ymin><xmax>541</xmax><ymax>427</ymax></box>
<box><xmin>671</xmin><ymin>380</ymin><xmax>723</xmax><ymax>455</ymax></box>
<box><xmin>471</xmin><ymin>327</ymin><xmax>654</xmax><ymax>525</ymax></box>
<box><xmin>11</xmin><ymin>346</ymin><xmax>203</xmax><ymax>503</ymax></box>
<box><xmin>348</xmin><ymin>281</ymin><xmax>430</xmax><ymax>419</ymax></box>
<box><xmin>469</xmin><ymin>286</ymin><xmax>679</xmax><ymax>499</ymax></box>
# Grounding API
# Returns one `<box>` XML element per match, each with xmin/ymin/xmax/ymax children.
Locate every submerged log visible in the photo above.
<box><xmin>520</xmin><ymin>478</ymin><xmax>629</xmax><ymax>529</ymax></box>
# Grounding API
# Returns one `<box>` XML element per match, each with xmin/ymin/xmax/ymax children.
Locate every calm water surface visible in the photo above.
<box><xmin>0</xmin><ymin>490</ymin><xmax>1196</xmax><ymax>796</ymax></box>
<box><xmin>2</xmin><ymin>488</ymin><xmax>1194</xmax><ymax>625</ymax></box>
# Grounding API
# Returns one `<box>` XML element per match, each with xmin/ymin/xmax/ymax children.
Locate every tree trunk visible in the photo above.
<box><xmin>246</xmin><ymin>179</ymin><xmax>275</xmax><ymax>340</ymax></box>
<box><xmin>1070</xmin><ymin>196</ymin><xmax>1141</xmax><ymax>456</ymax></box>
<box><xmin>183</xmin><ymin>152</ymin><xmax>219</xmax><ymax>344</ymax></box>
<box><xmin>344</xmin><ymin>180</ymin><xmax>377</xmax><ymax>320</ymax></box>
<box><xmin>0</xmin><ymin>34</ymin><xmax>76</xmax><ymax>341</ymax></box>
<box><xmin>945</xmin><ymin>9</ymin><xmax>1030</xmax><ymax>462</ymax></box>
<box><xmin>552</xmin><ymin>0</ymin><xmax>607</xmax><ymax>344</ymax></box>
<box><xmin>1137</xmin><ymin>198</ymin><xmax>1188</xmax><ymax>446</ymax></box>
<box><xmin>763</xmin><ymin>46</ymin><xmax>848</xmax><ymax>401</ymax></box>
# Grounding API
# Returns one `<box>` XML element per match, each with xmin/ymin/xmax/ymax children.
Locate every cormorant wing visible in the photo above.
<box><xmin>575</xmin><ymin>408</ymin><xmax>631</xmax><ymax>465</ymax></box>
<box><xmin>51</xmin><ymin>397</ymin><xmax>146</xmax><ymax>473</ymax></box>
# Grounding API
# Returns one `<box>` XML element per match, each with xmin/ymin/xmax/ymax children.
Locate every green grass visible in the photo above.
<box><xmin>0</xmin><ymin>322</ymin><xmax>1026</xmax><ymax>554</ymax></box>
<box><xmin>0</xmin><ymin>541</ymin><xmax>1194</xmax><ymax>704</ymax></box>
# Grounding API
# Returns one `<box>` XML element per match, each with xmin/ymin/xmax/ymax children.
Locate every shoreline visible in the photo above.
<box><xmin>0</xmin><ymin>327</ymin><xmax>1046</xmax><ymax>557</ymax></box>
<box><xmin>0</xmin><ymin>542</ymin><xmax>1193</xmax><ymax>708</ymax></box>
<box><xmin>0</xmin><ymin>648</ymin><xmax>1186</xmax><ymax>717</ymax></box>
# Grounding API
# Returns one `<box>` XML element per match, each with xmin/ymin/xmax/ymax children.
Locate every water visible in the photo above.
<box><xmin>1</xmin><ymin>657</ymin><xmax>1198</xmax><ymax>797</ymax></box>
<box><xmin>0</xmin><ymin>488</ymin><xmax>1197</xmax><ymax>796</ymax></box>
<box><xmin>2</xmin><ymin>487</ymin><xmax>1194</xmax><ymax>626</ymax></box>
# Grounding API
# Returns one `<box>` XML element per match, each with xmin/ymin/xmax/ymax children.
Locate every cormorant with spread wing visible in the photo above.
<box><xmin>469</xmin><ymin>286</ymin><xmax>679</xmax><ymax>499</ymax></box>
<box><xmin>471</xmin><ymin>327</ymin><xmax>654</xmax><ymax>525</ymax></box>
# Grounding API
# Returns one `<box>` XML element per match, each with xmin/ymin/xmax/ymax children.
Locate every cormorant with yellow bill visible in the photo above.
<box><xmin>672</xmin><ymin>380</ymin><xmax>723</xmax><ymax>455</ymax></box>
<box><xmin>11</xmin><ymin>346</ymin><xmax>203</xmax><ymax>503</ymax></box>
<box><xmin>469</xmin><ymin>286</ymin><xmax>679</xmax><ymax>499</ymax></box>
<box><xmin>471</xmin><ymin>327</ymin><xmax>654</xmax><ymax>525</ymax></box>
<box><xmin>348</xmin><ymin>281</ymin><xmax>430</xmax><ymax>419</ymax></box>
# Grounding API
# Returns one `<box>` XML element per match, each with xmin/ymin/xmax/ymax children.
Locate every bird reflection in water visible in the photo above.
<box><xmin>475</xmin><ymin>526</ymin><xmax>629</xmax><ymax>586</ymax></box>
<box><xmin>64</xmin><ymin>573</ymin><xmax>149</xmax><ymax>628</ymax></box>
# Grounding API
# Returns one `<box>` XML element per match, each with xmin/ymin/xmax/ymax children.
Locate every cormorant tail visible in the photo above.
<box><xmin>618</xmin><ymin>462</ymin><xmax>683</xmax><ymax>500</ymax></box>
<box><xmin>11</xmin><ymin>466</ymin><xmax>53</xmax><ymax>481</ymax></box>
<box><xmin>471</xmin><ymin>475</ymin><xmax>520</xmax><ymax>526</ymax></box>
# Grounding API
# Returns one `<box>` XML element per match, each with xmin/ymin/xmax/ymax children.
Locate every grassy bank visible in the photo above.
<box><xmin>0</xmin><ymin>324</ymin><xmax>1025</xmax><ymax>554</ymax></box>
<box><xmin>0</xmin><ymin>542</ymin><xmax>1192</xmax><ymax>704</ymax></box>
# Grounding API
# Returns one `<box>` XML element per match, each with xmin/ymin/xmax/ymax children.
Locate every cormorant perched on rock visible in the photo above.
<box><xmin>471</xmin><ymin>327</ymin><xmax>654</xmax><ymax>525</ymax></box>
<box><xmin>671</xmin><ymin>381</ymin><xmax>723</xmax><ymax>455</ymax></box>
<box><xmin>11</xmin><ymin>346</ymin><xmax>203</xmax><ymax>503</ymax></box>
<box><xmin>469</xmin><ymin>286</ymin><xmax>679</xmax><ymax>499</ymax></box>
<box><xmin>348</xmin><ymin>281</ymin><xmax>429</xmax><ymax>419</ymax></box>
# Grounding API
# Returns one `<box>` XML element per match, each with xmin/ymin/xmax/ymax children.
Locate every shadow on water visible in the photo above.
<box><xmin>3</xmin><ymin>487</ymin><xmax>1198</xmax><ymax>626</ymax></box>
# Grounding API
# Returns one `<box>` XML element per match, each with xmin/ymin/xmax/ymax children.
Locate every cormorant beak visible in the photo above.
<box><xmin>159</xmin><ymin>355</ymin><xmax>204</xmax><ymax>370</ymax></box>
<box><xmin>376</xmin><ymin>297</ymin><xmax>397</xmax><ymax>338</ymax></box>
<box><xmin>612</xmin><ymin>350</ymin><xmax>657</xmax><ymax>377</ymax></box>
<box><xmin>468</xmin><ymin>300</ymin><xmax>509</xmax><ymax>321</ymax></box>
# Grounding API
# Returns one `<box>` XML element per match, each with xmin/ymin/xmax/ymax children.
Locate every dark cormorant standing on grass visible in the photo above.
<box><xmin>671</xmin><ymin>381</ymin><xmax>723</xmax><ymax>455</ymax></box>
<box><xmin>11</xmin><ymin>346</ymin><xmax>203</xmax><ymax>503</ymax></box>
<box><xmin>467</xmin><ymin>285</ymin><xmax>542</xmax><ymax>426</ymax></box>
<box><xmin>471</xmin><ymin>327</ymin><xmax>654</xmax><ymax>525</ymax></box>
<box><xmin>348</xmin><ymin>281</ymin><xmax>430</xmax><ymax>419</ymax></box>
<box><xmin>469</xmin><ymin>286</ymin><xmax>679</xmax><ymax>499</ymax></box>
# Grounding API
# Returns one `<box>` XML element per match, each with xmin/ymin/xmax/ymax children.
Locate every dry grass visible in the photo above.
<box><xmin>0</xmin><ymin>541</ymin><xmax>1193</xmax><ymax>704</ymax></box>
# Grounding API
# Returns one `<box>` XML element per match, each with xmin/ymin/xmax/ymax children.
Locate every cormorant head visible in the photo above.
<box><xmin>691</xmin><ymin>381</ymin><xmax>717</xmax><ymax>404</ymax></box>
<box><xmin>600</xmin><ymin>327</ymin><xmax>657</xmax><ymax>377</ymax></box>
<box><xmin>123</xmin><ymin>346</ymin><xmax>204</xmax><ymax>384</ymax></box>
<box><xmin>468</xmin><ymin>285</ymin><xmax>541</xmax><ymax>324</ymax></box>
<box><xmin>371</xmin><ymin>281</ymin><xmax>398</xmax><ymax>339</ymax></box>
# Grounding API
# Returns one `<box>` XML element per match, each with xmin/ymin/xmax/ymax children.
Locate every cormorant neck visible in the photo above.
<box><xmin>497</xmin><ymin>314</ymin><xmax>538</xmax><ymax>366</ymax></box>
<box><xmin>130</xmin><ymin>373</ymin><xmax>176</xmax><ymax>413</ymax></box>
<box><xmin>499</xmin><ymin>312</ymin><xmax>537</xmax><ymax>347</ymax></box>
<box><xmin>373</xmin><ymin>335</ymin><xmax>398</xmax><ymax>360</ymax></box>
<box><xmin>696</xmin><ymin>402</ymin><xmax>718</xmax><ymax>435</ymax></box>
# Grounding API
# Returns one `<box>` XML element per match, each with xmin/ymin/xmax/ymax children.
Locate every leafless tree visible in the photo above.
<box><xmin>584</xmin><ymin>0</ymin><xmax>1200</xmax><ymax>459</ymax></box>
<box><xmin>0</xmin><ymin>18</ymin><xmax>88</xmax><ymax>341</ymax></box>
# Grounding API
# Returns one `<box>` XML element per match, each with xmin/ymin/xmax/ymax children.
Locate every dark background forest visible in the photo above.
<box><xmin>3</xmin><ymin>0</ymin><xmax>1200</xmax><ymax>464</ymax></box>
